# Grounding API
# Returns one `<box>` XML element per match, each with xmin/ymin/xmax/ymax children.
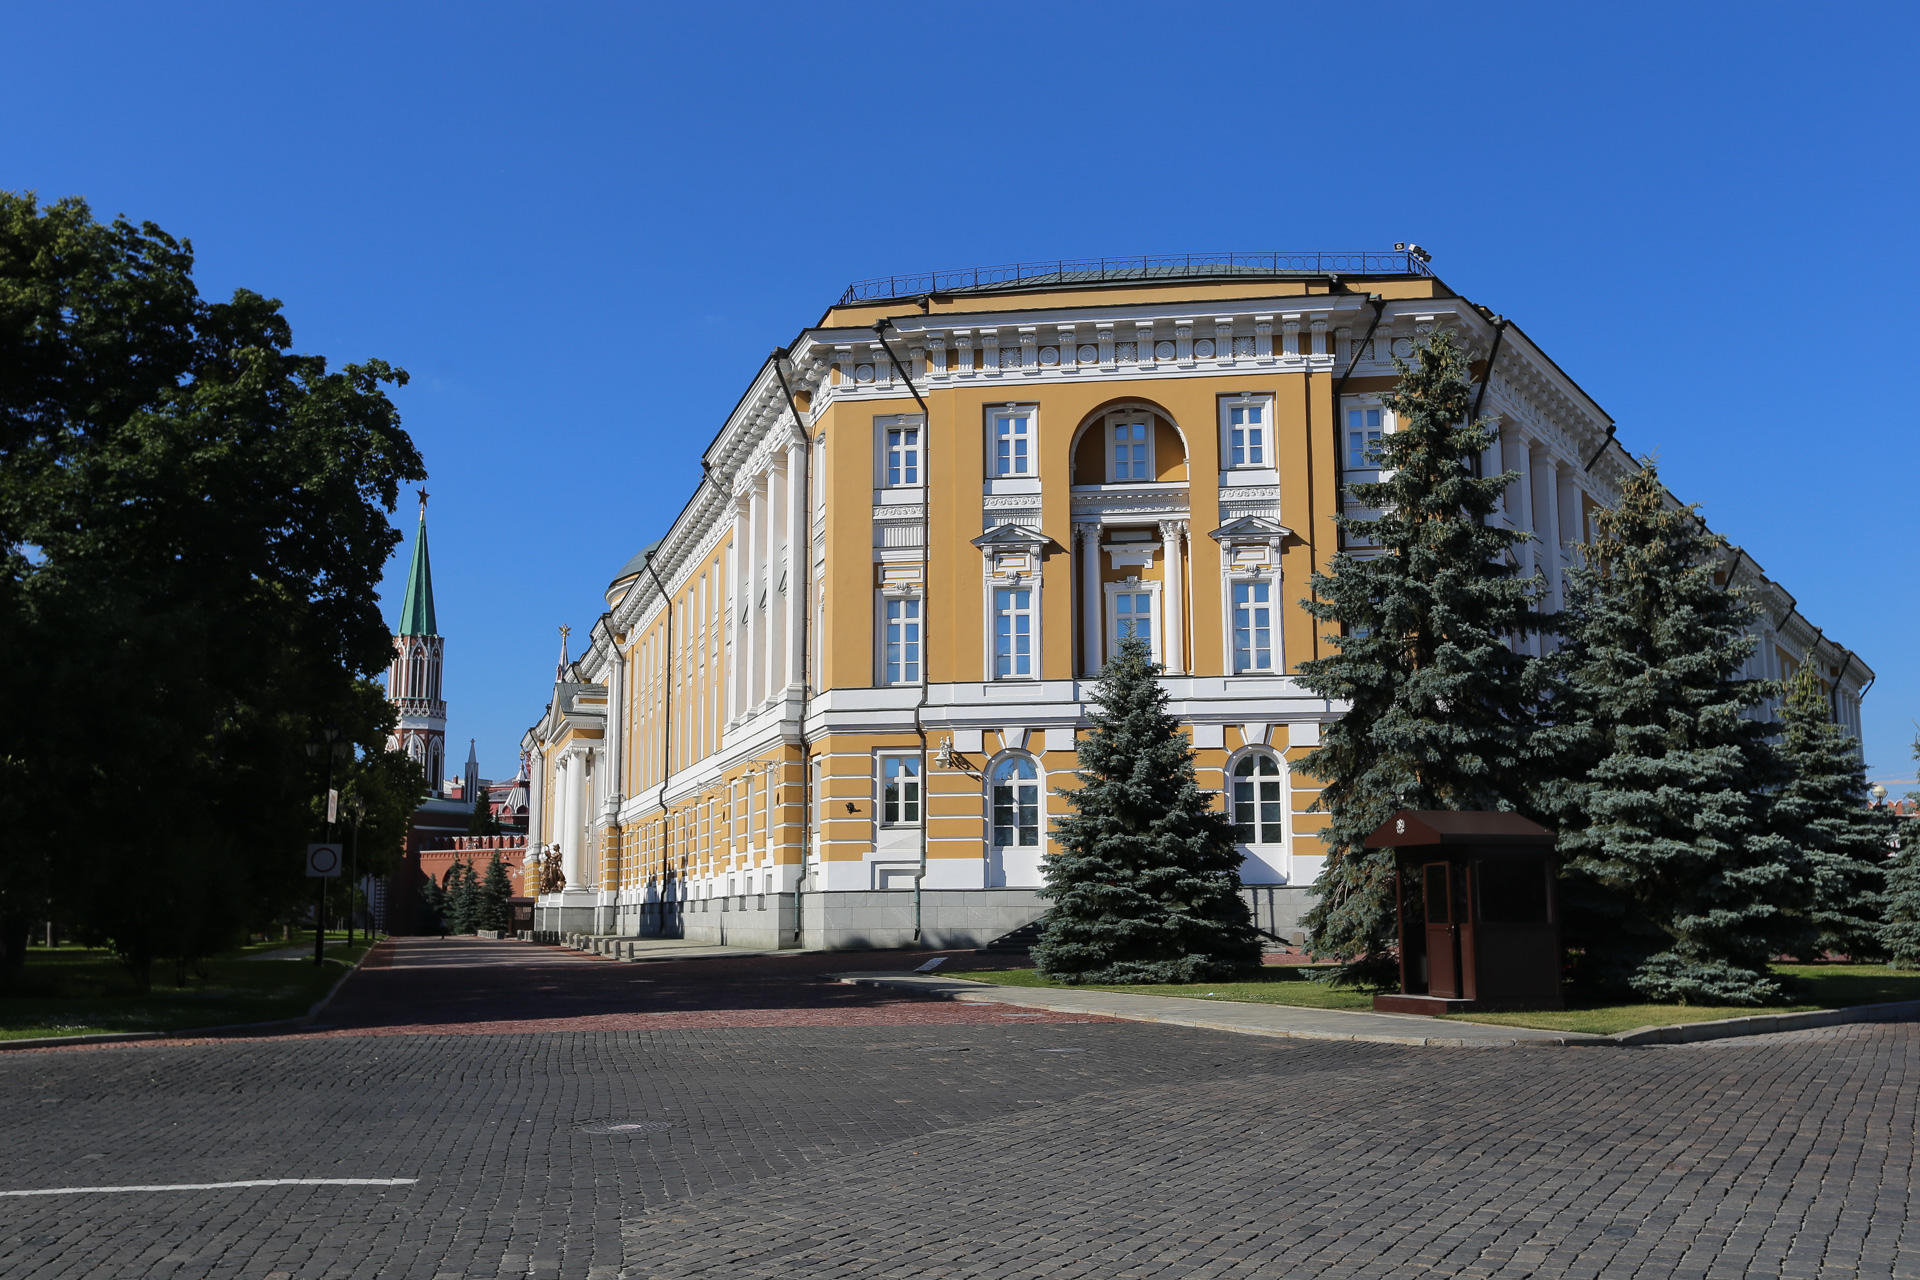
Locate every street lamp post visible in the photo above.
<box><xmin>305</xmin><ymin>724</ymin><xmax>348</xmax><ymax>967</ymax></box>
<box><xmin>347</xmin><ymin>793</ymin><xmax>367</xmax><ymax>947</ymax></box>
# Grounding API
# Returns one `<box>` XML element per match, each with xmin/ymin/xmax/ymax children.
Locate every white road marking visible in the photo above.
<box><xmin>0</xmin><ymin>1178</ymin><xmax>416</xmax><ymax>1197</ymax></box>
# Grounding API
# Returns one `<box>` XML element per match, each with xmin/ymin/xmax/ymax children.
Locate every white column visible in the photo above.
<box><xmin>606</xmin><ymin>651</ymin><xmax>624</xmax><ymax>805</ymax></box>
<box><xmin>528</xmin><ymin>746</ymin><xmax>546</xmax><ymax>867</ymax></box>
<box><xmin>1159</xmin><ymin>519</ymin><xmax>1186</xmax><ymax>675</ymax></box>
<box><xmin>1540</xmin><ymin>455</ymin><xmax>1564</xmax><ymax>612</ymax></box>
<box><xmin>558</xmin><ymin>753</ymin><xmax>579</xmax><ymax>887</ymax></box>
<box><xmin>785</xmin><ymin>435</ymin><xmax>809</xmax><ymax>692</ymax></box>
<box><xmin>1078</xmin><ymin>523</ymin><xmax>1104</xmax><ymax>675</ymax></box>
<box><xmin>764</xmin><ymin>459</ymin><xmax>787</xmax><ymax>706</ymax></box>
<box><xmin>1504</xmin><ymin>436</ymin><xmax>1539</xmax><ymax>656</ymax></box>
<box><xmin>1558</xmin><ymin>471</ymin><xmax>1583</xmax><ymax>554</ymax></box>
<box><xmin>745</xmin><ymin>475</ymin><xmax>766</xmax><ymax>709</ymax></box>
<box><xmin>578</xmin><ymin>750</ymin><xmax>596</xmax><ymax>889</ymax></box>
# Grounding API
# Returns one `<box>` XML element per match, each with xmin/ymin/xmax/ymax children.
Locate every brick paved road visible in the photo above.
<box><xmin>1</xmin><ymin>939</ymin><xmax>1915</xmax><ymax>1279</ymax></box>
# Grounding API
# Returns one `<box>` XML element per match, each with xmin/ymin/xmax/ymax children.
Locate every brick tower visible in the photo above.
<box><xmin>387</xmin><ymin>489</ymin><xmax>447</xmax><ymax>795</ymax></box>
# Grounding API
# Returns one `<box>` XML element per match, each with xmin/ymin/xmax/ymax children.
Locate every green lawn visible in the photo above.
<box><xmin>1440</xmin><ymin>965</ymin><xmax>1920</xmax><ymax>1035</ymax></box>
<box><xmin>0</xmin><ymin>931</ymin><xmax>375</xmax><ymax>1041</ymax></box>
<box><xmin>952</xmin><ymin>962</ymin><xmax>1920</xmax><ymax>1037</ymax></box>
<box><xmin>950</xmin><ymin>965</ymin><xmax>1378</xmax><ymax>1011</ymax></box>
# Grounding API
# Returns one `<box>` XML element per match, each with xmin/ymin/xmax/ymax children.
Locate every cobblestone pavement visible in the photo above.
<box><xmin>0</xmin><ymin>940</ymin><xmax>1915</xmax><ymax>1279</ymax></box>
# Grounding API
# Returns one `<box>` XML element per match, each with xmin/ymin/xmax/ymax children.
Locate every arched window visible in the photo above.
<box><xmin>1231</xmin><ymin>753</ymin><xmax>1284</xmax><ymax>846</ymax></box>
<box><xmin>990</xmin><ymin>756</ymin><xmax>1040</xmax><ymax>848</ymax></box>
<box><xmin>408</xmin><ymin>645</ymin><xmax>425</xmax><ymax>699</ymax></box>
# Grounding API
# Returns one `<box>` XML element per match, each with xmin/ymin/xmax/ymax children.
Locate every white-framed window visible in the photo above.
<box><xmin>992</xmin><ymin>407</ymin><xmax>1034</xmax><ymax>477</ymax></box>
<box><xmin>1221</xmin><ymin>395</ymin><xmax>1272</xmax><ymax>468</ymax></box>
<box><xmin>882</xmin><ymin>594</ymin><xmax>921</xmax><ymax>685</ymax></box>
<box><xmin>875</xmin><ymin>414</ymin><xmax>924</xmax><ymax>490</ymax></box>
<box><xmin>993</xmin><ymin>586</ymin><xmax>1035</xmax><ymax>678</ymax></box>
<box><xmin>1107</xmin><ymin>413</ymin><xmax>1153</xmax><ymax>481</ymax></box>
<box><xmin>884</xmin><ymin>422</ymin><xmax>920</xmax><ymax>487</ymax></box>
<box><xmin>1231</xmin><ymin>580</ymin><xmax>1274</xmax><ymax>672</ymax></box>
<box><xmin>879</xmin><ymin>754</ymin><xmax>920</xmax><ymax>826</ymax></box>
<box><xmin>1106</xmin><ymin>583</ymin><xmax>1159</xmax><ymax>662</ymax></box>
<box><xmin>1231</xmin><ymin>752</ymin><xmax>1285</xmax><ymax>847</ymax></box>
<box><xmin>1346</xmin><ymin>406</ymin><xmax>1385</xmax><ymax>471</ymax></box>
<box><xmin>990</xmin><ymin>755</ymin><xmax>1041</xmax><ymax>849</ymax></box>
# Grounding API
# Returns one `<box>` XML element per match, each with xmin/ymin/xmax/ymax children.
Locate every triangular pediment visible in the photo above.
<box><xmin>971</xmin><ymin>523</ymin><xmax>1048</xmax><ymax>549</ymax></box>
<box><xmin>1208</xmin><ymin>515</ymin><xmax>1295</xmax><ymax>542</ymax></box>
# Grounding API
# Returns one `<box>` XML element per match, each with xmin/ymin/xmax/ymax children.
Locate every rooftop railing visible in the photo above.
<box><xmin>837</xmin><ymin>250</ymin><xmax>1433</xmax><ymax>305</ymax></box>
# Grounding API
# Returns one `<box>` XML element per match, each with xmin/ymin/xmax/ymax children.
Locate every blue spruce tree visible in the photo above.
<box><xmin>1554</xmin><ymin>459</ymin><xmax>1808</xmax><ymax>1004</ymax></box>
<box><xmin>1880</xmin><ymin>739</ymin><xmax>1920</xmax><ymax>967</ymax></box>
<box><xmin>1773</xmin><ymin>666</ymin><xmax>1888</xmax><ymax>961</ymax></box>
<box><xmin>1034</xmin><ymin>636</ymin><xmax>1262</xmax><ymax>983</ymax></box>
<box><xmin>1294</xmin><ymin>328</ymin><xmax>1556</xmax><ymax>986</ymax></box>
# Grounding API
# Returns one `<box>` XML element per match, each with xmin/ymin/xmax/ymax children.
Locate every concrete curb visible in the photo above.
<box><xmin>835</xmin><ymin>973</ymin><xmax>1920</xmax><ymax>1049</ymax></box>
<box><xmin>827</xmin><ymin>973</ymin><xmax>1607</xmax><ymax>1048</ymax></box>
<box><xmin>0</xmin><ymin>1030</ymin><xmax>169</xmax><ymax>1051</ymax></box>
<box><xmin>1610</xmin><ymin>998</ymin><xmax>1920</xmax><ymax>1045</ymax></box>
<box><xmin>0</xmin><ymin>939</ymin><xmax>387</xmax><ymax>1053</ymax></box>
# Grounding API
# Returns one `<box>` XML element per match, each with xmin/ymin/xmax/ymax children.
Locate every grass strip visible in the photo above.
<box><xmin>951</xmin><ymin>965</ymin><xmax>1377</xmax><ymax>1011</ymax></box>
<box><xmin>0</xmin><ymin>933</ymin><xmax>375</xmax><ymax>1041</ymax></box>
<box><xmin>953</xmin><ymin>962</ymin><xmax>1920</xmax><ymax>1036</ymax></box>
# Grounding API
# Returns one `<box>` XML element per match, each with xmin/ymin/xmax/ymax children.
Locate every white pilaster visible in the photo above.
<box><xmin>746</xmin><ymin>474</ymin><xmax>767</xmax><ymax>709</ymax></box>
<box><xmin>606</xmin><ymin>650</ymin><xmax>624</xmax><ymax>800</ymax></box>
<box><xmin>784</xmin><ymin>435</ymin><xmax>809</xmax><ymax>692</ymax></box>
<box><xmin>728</xmin><ymin>493</ymin><xmax>748</xmax><ymax>722</ymax></box>
<box><xmin>765</xmin><ymin>458</ymin><xmax>787</xmax><ymax>708</ymax></box>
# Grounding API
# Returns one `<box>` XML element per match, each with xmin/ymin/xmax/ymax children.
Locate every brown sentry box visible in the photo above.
<box><xmin>1365</xmin><ymin>811</ymin><xmax>1564</xmax><ymax>1016</ymax></box>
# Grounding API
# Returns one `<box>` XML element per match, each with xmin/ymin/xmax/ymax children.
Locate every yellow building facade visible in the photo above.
<box><xmin>524</xmin><ymin>253</ymin><xmax>1871</xmax><ymax>949</ymax></box>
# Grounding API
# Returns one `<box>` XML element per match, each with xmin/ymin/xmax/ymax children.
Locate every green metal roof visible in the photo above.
<box><xmin>398</xmin><ymin>507</ymin><xmax>437</xmax><ymax>636</ymax></box>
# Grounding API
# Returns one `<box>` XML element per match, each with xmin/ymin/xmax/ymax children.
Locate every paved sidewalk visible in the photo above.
<box><xmin>831</xmin><ymin>971</ymin><xmax>1610</xmax><ymax>1046</ymax></box>
<box><xmin>562</xmin><ymin>936</ymin><xmax>784</xmax><ymax>962</ymax></box>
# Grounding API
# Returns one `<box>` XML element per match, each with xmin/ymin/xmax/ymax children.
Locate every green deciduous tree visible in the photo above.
<box><xmin>1552</xmin><ymin>459</ymin><xmax>1806</xmax><ymax>1004</ymax></box>
<box><xmin>0</xmin><ymin>192</ymin><xmax>425</xmax><ymax>988</ymax></box>
<box><xmin>1773</xmin><ymin>666</ymin><xmax>1887</xmax><ymax>961</ymax></box>
<box><xmin>1033</xmin><ymin>636</ymin><xmax>1261</xmax><ymax>983</ymax></box>
<box><xmin>1293</xmin><ymin>328</ymin><xmax>1556</xmax><ymax>987</ymax></box>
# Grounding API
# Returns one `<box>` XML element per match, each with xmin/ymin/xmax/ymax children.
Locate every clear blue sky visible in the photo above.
<box><xmin>7</xmin><ymin>3</ymin><xmax>1915</xmax><ymax>784</ymax></box>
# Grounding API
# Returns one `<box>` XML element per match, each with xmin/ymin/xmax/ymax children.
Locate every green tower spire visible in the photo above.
<box><xmin>398</xmin><ymin>488</ymin><xmax>437</xmax><ymax>637</ymax></box>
